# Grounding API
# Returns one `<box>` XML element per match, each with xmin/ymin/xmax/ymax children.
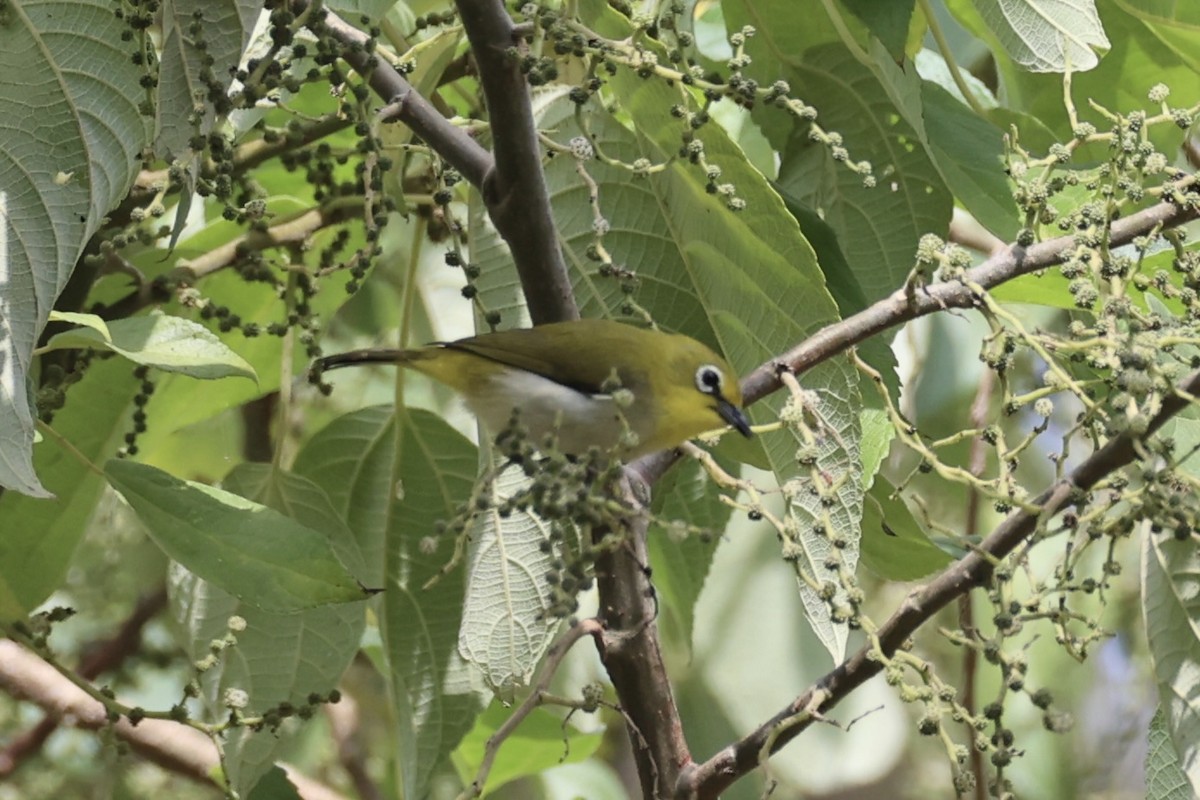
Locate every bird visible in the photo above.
<box><xmin>315</xmin><ymin>318</ymin><xmax>752</xmax><ymax>459</ymax></box>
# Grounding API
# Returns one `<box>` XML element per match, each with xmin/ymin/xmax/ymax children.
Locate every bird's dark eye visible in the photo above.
<box><xmin>695</xmin><ymin>365</ymin><xmax>723</xmax><ymax>395</ymax></box>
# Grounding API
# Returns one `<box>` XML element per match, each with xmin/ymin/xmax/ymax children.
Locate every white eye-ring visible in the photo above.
<box><xmin>695</xmin><ymin>364</ymin><xmax>723</xmax><ymax>395</ymax></box>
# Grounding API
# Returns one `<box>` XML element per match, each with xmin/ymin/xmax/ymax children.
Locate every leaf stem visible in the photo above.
<box><xmin>919</xmin><ymin>0</ymin><xmax>988</xmax><ymax>116</ymax></box>
<box><xmin>35</xmin><ymin>420</ymin><xmax>105</xmax><ymax>478</ymax></box>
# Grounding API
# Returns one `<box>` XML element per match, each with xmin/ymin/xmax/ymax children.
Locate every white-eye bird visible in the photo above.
<box><xmin>316</xmin><ymin>318</ymin><xmax>752</xmax><ymax>458</ymax></box>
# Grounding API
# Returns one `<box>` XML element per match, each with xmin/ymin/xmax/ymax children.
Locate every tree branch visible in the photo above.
<box><xmin>308</xmin><ymin>3</ymin><xmax>492</xmax><ymax>189</ymax></box>
<box><xmin>679</xmin><ymin>352</ymin><xmax>1200</xmax><ymax>799</ymax></box>
<box><xmin>454</xmin><ymin>0</ymin><xmax>578</xmax><ymax>324</ymax></box>
<box><xmin>594</xmin><ymin>474</ymin><xmax>690</xmax><ymax>797</ymax></box>
<box><xmin>0</xmin><ymin>588</ymin><xmax>167</xmax><ymax>777</ymax></box>
<box><xmin>0</xmin><ymin>639</ymin><xmax>351</xmax><ymax>800</ymax></box>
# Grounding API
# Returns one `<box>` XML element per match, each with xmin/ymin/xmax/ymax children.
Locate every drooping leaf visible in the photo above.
<box><xmin>840</xmin><ymin>0</ymin><xmax>916</xmax><ymax>60</ymax></box>
<box><xmin>0</xmin><ymin>359</ymin><xmax>140</xmax><ymax>619</ymax></box>
<box><xmin>648</xmin><ymin>457</ymin><xmax>736</xmax><ymax>650</ymax></box>
<box><xmin>860</xmin><ymin>479</ymin><xmax>953</xmax><ymax>581</ymax></box>
<box><xmin>870</xmin><ymin>43</ymin><xmax>1019</xmax><ymax>240</ymax></box>
<box><xmin>458</xmin><ymin>464</ymin><xmax>561</xmax><ymax>698</ymax></box>
<box><xmin>244</xmin><ymin>766</ymin><xmax>303</xmax><ymax>800</ymax></box>
<box><xmin>771</xmin><ymin>42</ymin><xmax>954</xmax><ymax>305</ymax></box>
<box><xmin>1143</xmin><ymin>418</ymin><xmax>1200</xmax><ymax>799</ymax></box>
<box><xmin>167</xmin><ymin>462</ymin><xmax>366</xmax><ymax>798</ymax></box>
<box><xmin>1142</xmin><ymin>526</ymin><xmax>1200</xmax><ymax>799</ymax></box>
<box><xmin>0</xmin><ymin>0</ymin><xmax>148</xmax><ymax>496</ymax></box>
<box><xmin>1112</xmin><ymin>0</ymin><xmax>1200</xmax><ymax>73</ymax></box>
<box><xmin>42</xmin><ymin>312</ymin><xmax>257</xmax><ymax>381</ymax></box>
<box><xmin>293</xmin><ymin>406</ymin><xmax>481</xmax><ymax>800</ymax></box>
<box><xmin>106</xmin><ymin>459</ymin><xmax>368</xmax><ymax>611</ymax></box>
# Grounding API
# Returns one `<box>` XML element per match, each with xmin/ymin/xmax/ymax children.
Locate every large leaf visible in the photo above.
<box><xmin>1147</xmin><ymin>706</ymin><xmax>1195</xmax><ymax>800</ymax></box>
<box><xmin>0</xmin><ymin>358</ymin><xmax>139</xmax><ymax>619</ymax></box>
<box><xmin>42</xmin><ymin>312</ymin><xmax>257</xmax><ymax>381</ymax></box>
<box><xmin>458</xmin><ymin>465</ymin><xmax>560</xmax><ymax>699</ymax></box>
<box><xmin>1112</xmin><ymin>0</ymin><xmax>1200</xmax><ymax>73</ymax></box>
<box><xmin>293</xmin><ymin>406</ymin><xmax>481</xmax><ymax>800</ymax></box>
<box><xmin>870</xmin><ymin>43</ymin><xmax>1019</xmax><ymax>240</ymax></box>
<box><xmin>860</xmin><ymin>478</ymin><xmax>952</xmax><ymax>581</ymax></box>
<box><xmin>648</xmin><ymin>458</ymin><xmax>735</xmax><ymax>650</ymax></box>
<box><xmin>1143</xmin><ymin>418</ymin><xmax>1200</xmax><ymax>797</ymax></box>
<box><xmin>1142</xmin><ymin>527</ymin><xmax>1200</xmax><ymax>798</ymax></box>
<box><xmin>769</xmin><ymin>42</ymin><xmax>954</xmax><ymax>305</ymax></box>
<box><xmin>170</xmin><ymin>463</ymin><xmax>365</xmax><ymax>797</ymax></box>
<box><xmin>0</xmin><ymin>0</ymin><xmax>148</xmax><ymax>496</ymax></box>
<box><xmin>105</xmin><ymin>459</ymin><xmax>368</xmax><ymax>611</ymax></box>
<box><xmin>974</xmin><ymin>0</ymin><xmax>1109</xmax><ymax>72</ymax></box>
<box><xmin>840</xmin><ymin>0</ymin><xmax>916</xmax><ymax>60</ymax></box>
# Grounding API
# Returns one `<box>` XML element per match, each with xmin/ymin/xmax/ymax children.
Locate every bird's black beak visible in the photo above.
<box><xmin>717</xmin><ymin>398</ymin><xmax>753</xmax><ymax>438</ymax></box>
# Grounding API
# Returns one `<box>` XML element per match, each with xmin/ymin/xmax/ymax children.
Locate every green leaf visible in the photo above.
<box><xmin>0</xmin><ymin>358</ymin><xmax>140</xmax><ymax>619</ymax></box>
<box><xmin>860</xmin><ymin>478</ymin><xmax>953</xmax><ymax>581</ymax></box>
<box><xmin>244</xmin><ymin>767</ymin><xmax>302</xmax><ymax>800</ymax></box>
<box><xmin>648</xmin><ymin>458</ymin><xmax>736</xmax><ymax>650</ymax></box>
<box><xmin>458</xmin><ymin>465</ymin><xmax>561</xmax><ymax>699</ymax></box>
<box><xmin>858</xmin><ymin>408</ymin><xmax>893</xmax><ymax>489</ymax></box>
<box><xmin>169</xmin><ymin>462</ymin><xmax>366</xmax><ymax>798</ymax></box>
<box><xmin>857</xmin><ymin>410</ymin><xmax>951</xmax><ymax>581</ymax></box>
<box><xmin>41</xmin><ymin>313</ymin><xmax>257</xmax><ymax>381</ymax></box>
<box><xmin>105</xmin><ymin>459</ymin><xmax>367</xmax><ymax>611</ymax></box>
<box><xmin>773</xmin><ymin>43</ymin><xmax>955</xmax><ymax>305</ymax></box>
<box><xmin>452</xmin><ymin>702</ymin><xmax>604</xmax><ymax>795</ymax></box>
<box><xmin>221</xmin><ymin>463</ymin><xmax>371</xmax><ymax>585</ymax></box>
<box><xmin>778</xmin><ymin>197</ymin><xmax>901</xmax><ymax>400</ymax></box>
<box><xmin>293</xmin><ymin>407</ymin><xmax>481</xmax><ymax>800</ymax></box>
<box><xmin>1113</xmin><ymin>0</ymin><xmax>1200</xmax><ymax>72</ymax></box>
<box><xmin>869</xmin><ymin>43</ymin><xmax>1019</xmax><ymax>240</ymax></box>
<box><xmin>1147</xmin><ymin>707</ymin><xmax>1195</xmax><ymax>800</ymax></box>
<box><xmin>1142</xmin><ymin>419</ymin><xmax>1200</xmax><ymax>800</ymax></box>
<box><xmin>0</xmin><ymin>0</ymin><xmax>148</xmax><ymax>496</ymax></box>
<box><xmin>840</xmin><ymin>0</ymin><xmax>916</xmax><ymax>60</ymax></box>
<box><xmin>975</xmin><ymin>0</ymin><xmax>1109</xmax><ymax>72</ymax></box>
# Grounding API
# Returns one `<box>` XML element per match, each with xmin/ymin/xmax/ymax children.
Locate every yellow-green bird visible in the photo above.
<box><xmin>316</xmin><ymin>319</ymin><xmax>752</xmax><ymax>458</ymax></box>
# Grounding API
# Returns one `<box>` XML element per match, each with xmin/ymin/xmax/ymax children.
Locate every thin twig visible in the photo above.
<box><xmin>458</xmin><ymin>618</ymin><xmax>604</xmax><ymax>799</ymax></box>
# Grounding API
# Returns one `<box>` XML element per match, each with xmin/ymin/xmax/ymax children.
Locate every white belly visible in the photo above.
<box><xmin>466</xmin><ymin>369</ymin><xmax>635</xmax><ymax>454</ymax></box>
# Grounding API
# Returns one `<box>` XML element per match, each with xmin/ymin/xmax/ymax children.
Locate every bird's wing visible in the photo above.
<box><xmin>442</xmin><ymin>323</ymin><xmax>627</xmax><ymax>395</ymax></box>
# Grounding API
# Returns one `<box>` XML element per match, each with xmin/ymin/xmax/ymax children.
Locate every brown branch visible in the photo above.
<box><xmin>326</xmin><ymin>691</ymin><xmax>385</xmax><ymax>800</ymax></box>
<box><xmin>680</xmin><ymin>364</ymin><xmax>1200</xmax><ymax>798</ymax></box>
<box><xmin>454</xmin><ymin>0</ymin><xmax>578</xmax><ymax>324</ymax></box>
<box><xmin>593</xmin><ymin>475</ymin><xmax>689</xmax><ymax>798</ymax></box>
<box><xmin>0</xmin><ymin>639</ymin><xmax>351</xmax><ymax>800</ymax></box>
<box><xmin>0</xmin><ymin>588</ymin><xmax>168</xmax><ymax>777</ymax></box>
<box><xmin>961</xmin><ymin>371</ymin><xmax>994</xmax><ymax>800</ymax></box>
<box><xmin>306</xmin><ymin>2</ymin><xmax>492</xmax><ymax>189</ymax></box>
